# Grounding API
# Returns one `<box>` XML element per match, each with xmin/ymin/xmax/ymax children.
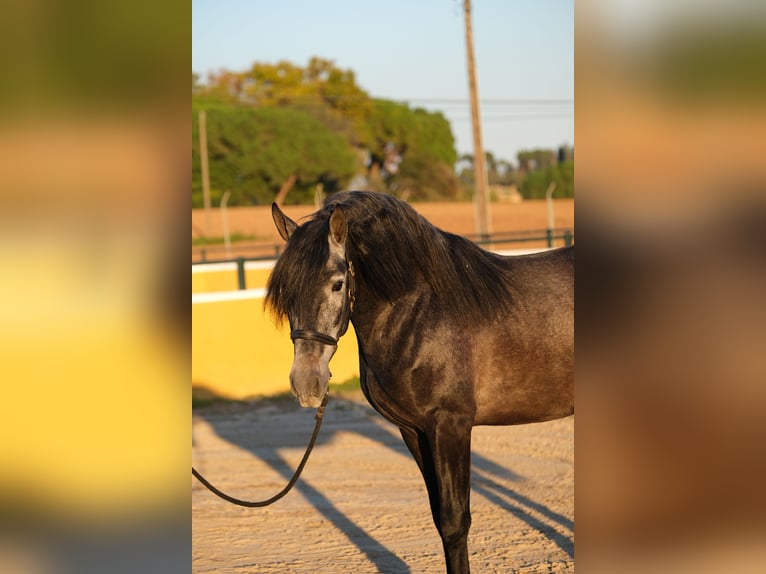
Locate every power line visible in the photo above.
<box><xmin>448</xmin><ymin>114</ymin><xmax>573</xmax><ymax>122</ymax></box>
<box><xmin>402</xmin><ymin>98</ymin><xmax>573</xmax><ymax>105</ymax></box>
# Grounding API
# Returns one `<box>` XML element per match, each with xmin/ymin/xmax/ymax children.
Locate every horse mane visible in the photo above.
<box><xmin>266</xmin><ymin>191</ymin><xmax>513</xmax><ymax>323</ymax></box>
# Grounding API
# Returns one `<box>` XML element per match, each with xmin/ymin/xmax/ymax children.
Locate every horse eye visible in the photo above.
<box><xmin>332</xmin><ymin>280</ymin><xmax>344</xmax><ymax>292</ymax></box>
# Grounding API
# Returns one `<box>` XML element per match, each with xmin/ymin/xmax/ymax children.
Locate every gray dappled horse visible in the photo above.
<box><xmin>266</xmin><ymin>191</ymin><xmax>573</xmax><ymax>574</ymax></box>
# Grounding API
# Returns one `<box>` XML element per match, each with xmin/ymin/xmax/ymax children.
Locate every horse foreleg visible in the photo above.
<box><xmin>400</xmin><ymin>427</ymin><xmax>441</xmax><ymax>526</ymax></box>
<box><xmin>402</xmin><ymin>419</ymin><xmax>473</xmax><ymax>574</ymax></box>
<box><xmin>430</xmin><ymin>416</ymin><xmax>473</xmax><ymax>574</ymax></box>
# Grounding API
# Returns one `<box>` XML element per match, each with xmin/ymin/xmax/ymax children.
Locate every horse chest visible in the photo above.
<box><xmin>358</xmin><ymin>361</ymin><xmax>419</xmax><ymax>429</ymax></box>
<box><xmin>357</xmin><ymin>331</ymin><xmax>476</xmax><ymax>430</ymax></box>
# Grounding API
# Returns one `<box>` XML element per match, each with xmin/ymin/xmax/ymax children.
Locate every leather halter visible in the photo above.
<box><xmin>289</xmin><ymin>260</ymin><xmax>356</xmax><ymax>348</ymax></box>
<box><xmin>290</xmin><ymin>329</ymin><xmax>338</xmax><ymax>347</ymax></box>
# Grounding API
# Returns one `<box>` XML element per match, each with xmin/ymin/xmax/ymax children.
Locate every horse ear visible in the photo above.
<box><xmin>272</xmin><ymin>202</ymin><xmax>297</xmax><ymax>241</ymax></box>
<box><xmin>329</xmin><ymin>206</ymin><xmax>347</xmax><ymax>248</ymax></box>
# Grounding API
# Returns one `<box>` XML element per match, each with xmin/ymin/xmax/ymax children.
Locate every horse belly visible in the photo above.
<box><xmin>474</xmin><ymin>375</ymin><xmax>573</xmax><ymax>425</ymax></box>
<box><xmin>472</xmin><ymin>333</ymin><xmax>574</xmax><ymax>426</ymax></box>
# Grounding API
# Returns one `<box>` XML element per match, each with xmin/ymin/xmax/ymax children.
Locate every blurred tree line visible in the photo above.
<box><xmin>192</xmin><ymin>57</ymin><xmax>573</xmax><ymax>206</ymax></box>
<box><xmin>457</xmin><ymin>146</ymin><xmax>573</xmax><ymax>200</ymax></box>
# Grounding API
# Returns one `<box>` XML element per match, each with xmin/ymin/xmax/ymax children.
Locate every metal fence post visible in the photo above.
<box><xmin>236</xmin><ymin>257</ymin><xmax>246</xmax><ymax>290</ymax></box>
<box><xmin>545</xmin><ymin>228</ymin><xmax>554</xmax><ymax>248</ymax></box>
<box><xmin>564</xmin><ymin>230</ymin><xmax>573</xmax><ymax>246</ymax></box>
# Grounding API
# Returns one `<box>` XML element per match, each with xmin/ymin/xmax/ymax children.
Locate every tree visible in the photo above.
<box><xmin>519</xmin><ymin>160</ymin><xmax>574</xmax><ymax>199</ymax></box>
<box><xmin>517</xmin><ymin>149</ymin><xmax>557</xmax><ymax>173</ymax></box>
<box><xmin>192</xmin><ymin>102</ymin><xmax>358</xmax><ymax>206</ymax></box>
<box><xmin>457</xmin><ymin>152</ymin><xmax>520</xmax><ymax>191</ymax></box>
<box><xmin>205</xmin><ymin>57</ymin><xmax>372</xmax><ymax>146</ymax></box>
<box><xmin>363</xmin><ymin>100</ymin><xmax>459</xmax><ymax>200</ymax></box>
<box><xmin>195</xmin><ymin>57</ymin><xmax>463</xmax><ymax>203</ymax></box>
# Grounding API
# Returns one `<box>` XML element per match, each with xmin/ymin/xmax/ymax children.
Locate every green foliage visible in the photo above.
<box><xmin>458</xmin><ymin>148</ymin><xmax>574</xmax><ymax>201</ymax></box>
<box><xmin>192</xmin><ymin>102</ymin><xmax>357</xmax><ymax>206</ymax></box>
<box><xmin>365</xmin><ymin>100</ymin><xmax>457</xmax><ymax>166</ymax></box>
<box><xmin>365</xmin><ymin>100</ymin><xmax>459</xmax><ymax>200</ymax></box>
<box><xmin>519</xmin><ymin>161</ymin><xmax>574</xmax><ymax>199</ymax></box>
<box><xmin>395</xmin><ymin>152</ymin><xmax>461</xmax><ymax>201</ymax></box>
<box><xmin>195</xmin><ymin>58</ymin><xmax>462</xmax><ymax>203</ymax></box>
<box><xmin>206</xmin><ymin>57</ymin><xmax>372</xmax><ymax>146</ymax></box>
<box><xmin>458</xmin><ymin>152</ymin><xmax>521</xmax><ymax>188</ymax></box>
<box><xmin>517</xmin><ymin>149</ymin><xmax>557</xmax><ymax>172</ymax></box>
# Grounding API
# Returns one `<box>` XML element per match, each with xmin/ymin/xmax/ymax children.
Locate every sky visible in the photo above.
<box><xmin>192</xmin><ymin>0</ymin><xmax>573</xmax><ymax>165</ymax></box>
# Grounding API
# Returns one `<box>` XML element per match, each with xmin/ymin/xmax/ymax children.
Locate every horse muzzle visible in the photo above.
<box><xmin>289</xmin><ymin>333</ymin><xmax>337</xmax><ymax>407</ymax></box>
<box><xmin>289</xmin><ymin>361</ymin><xmax>331</xmax><ymax>408</ymax></box>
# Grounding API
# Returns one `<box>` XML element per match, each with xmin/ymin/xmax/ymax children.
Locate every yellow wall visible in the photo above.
<box><xmin>192</xmin><ymin>262</ymin><xmax>359</xmax><ymax>399</ymax></box>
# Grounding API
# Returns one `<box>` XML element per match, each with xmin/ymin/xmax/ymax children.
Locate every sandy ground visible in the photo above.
<box><xmin>192</xmin><ymin>394</ymin><xmax>573</xmax><ymax>573</ymax></box>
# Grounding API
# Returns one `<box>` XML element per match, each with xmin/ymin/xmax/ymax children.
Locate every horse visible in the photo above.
<box><xmin>265</xmin><ymin>191</ymin><xmax>574</xmax><ymax>574</ymax></box>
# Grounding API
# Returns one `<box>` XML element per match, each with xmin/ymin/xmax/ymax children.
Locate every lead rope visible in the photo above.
<box><xmin>192</xmin><ymin>393</ymin><xmax>329</xmax><ymax>507</ymax></box>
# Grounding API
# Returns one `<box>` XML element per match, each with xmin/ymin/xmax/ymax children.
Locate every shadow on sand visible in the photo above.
<box><xmin>192</xmin><ymin>384</ymin><xmax>573</xmax><ymax>571</ymax></box>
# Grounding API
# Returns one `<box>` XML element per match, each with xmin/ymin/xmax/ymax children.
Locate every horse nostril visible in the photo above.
<box><xmin>314</xmin><ymin>376</ymin><xmax>325</xmax><ymax>397</ymax></box>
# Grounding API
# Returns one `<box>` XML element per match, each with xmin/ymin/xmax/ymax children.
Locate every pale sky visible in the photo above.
<box><xmin>192</xmin><ymin>0</ymin><xmax>574</xmax><ymax>165</ymax></box>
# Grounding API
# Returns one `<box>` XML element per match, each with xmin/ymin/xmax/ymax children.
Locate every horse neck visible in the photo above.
<box><xmin>348</xmin><ymin>278</ymin><xmax>384</xmax><ymax>337</ymax></box>
<box><xmin>345</xmin><ymin>223</ymin><xmax>443</xmax><ymax>346</ymax></box>
<box><xmin>348</xmin><ymin>274</ymin><xmax>429</xmax><ymax>354</ymax></box>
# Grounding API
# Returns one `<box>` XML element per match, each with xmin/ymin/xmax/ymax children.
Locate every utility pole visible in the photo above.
<box><xmin>199</xmin><ymin>109</ymin><xmax>212</xmax><ymax>233</ymax></box>
<box><xmin>463</xmin><ymin>0</ymin><xmax>492</xmax><ymax>242</ymax></box>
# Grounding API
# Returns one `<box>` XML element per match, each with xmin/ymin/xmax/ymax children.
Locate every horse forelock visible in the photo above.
<box><xmin>265</xmin><ymin>214</ymin><xmax>330</xmax><ymax>324</ymax></box>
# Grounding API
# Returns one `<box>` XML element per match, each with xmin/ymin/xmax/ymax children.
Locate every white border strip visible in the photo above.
<box><xmin>192</xmin><ymin>260</ymin><xmax>276</xmax><ymax>274</ymax></box>
<box><xmin>244</xmin><ymin>260</ymin><xmax>276</xmax><ymax>270</ymax></box>
<box><xmin>192</xmin><ymin>288</ymin><xmax>266</xmax><ymax>305</ymax></box>
<box><xmin>192</xmin><ymin>262</ymin><xmax>236</xmax><ymax>273</ymax></box>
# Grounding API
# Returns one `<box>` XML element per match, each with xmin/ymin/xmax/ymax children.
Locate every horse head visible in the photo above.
<box><xmin>268</xmin><ymin>202</ymin><xmax>354</xmax><ymax>407</ymax></box>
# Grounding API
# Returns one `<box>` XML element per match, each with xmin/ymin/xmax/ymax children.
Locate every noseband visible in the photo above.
<box><xmin>289</xmin><ymin>260</ymin><xmax>356</xmax><ymax>348</ymax></box>
<box><xmin>290</xmin><ymin>329</ymin><xmax>339</xmax><ymax>347</ymax></box>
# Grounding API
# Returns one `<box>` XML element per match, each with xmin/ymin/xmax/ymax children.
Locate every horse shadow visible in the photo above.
<box><xmin>362</xmin><ymin>410</ymin><xmax>575</xmax><ymax>560</ymax></box>
<box><xmin>192</xmin><ymin>386</ymin><xmax>573</xmax><ymax>571</ymax></box>
<box><xmin>193</xmin><ymin>386</ymin><xmax>413</xmax><ymax>573</ymax></box>
<box><xmin>471</xmin><ymin>464</ymin><xmax>574</xmax><ymax>559</ymax></box>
